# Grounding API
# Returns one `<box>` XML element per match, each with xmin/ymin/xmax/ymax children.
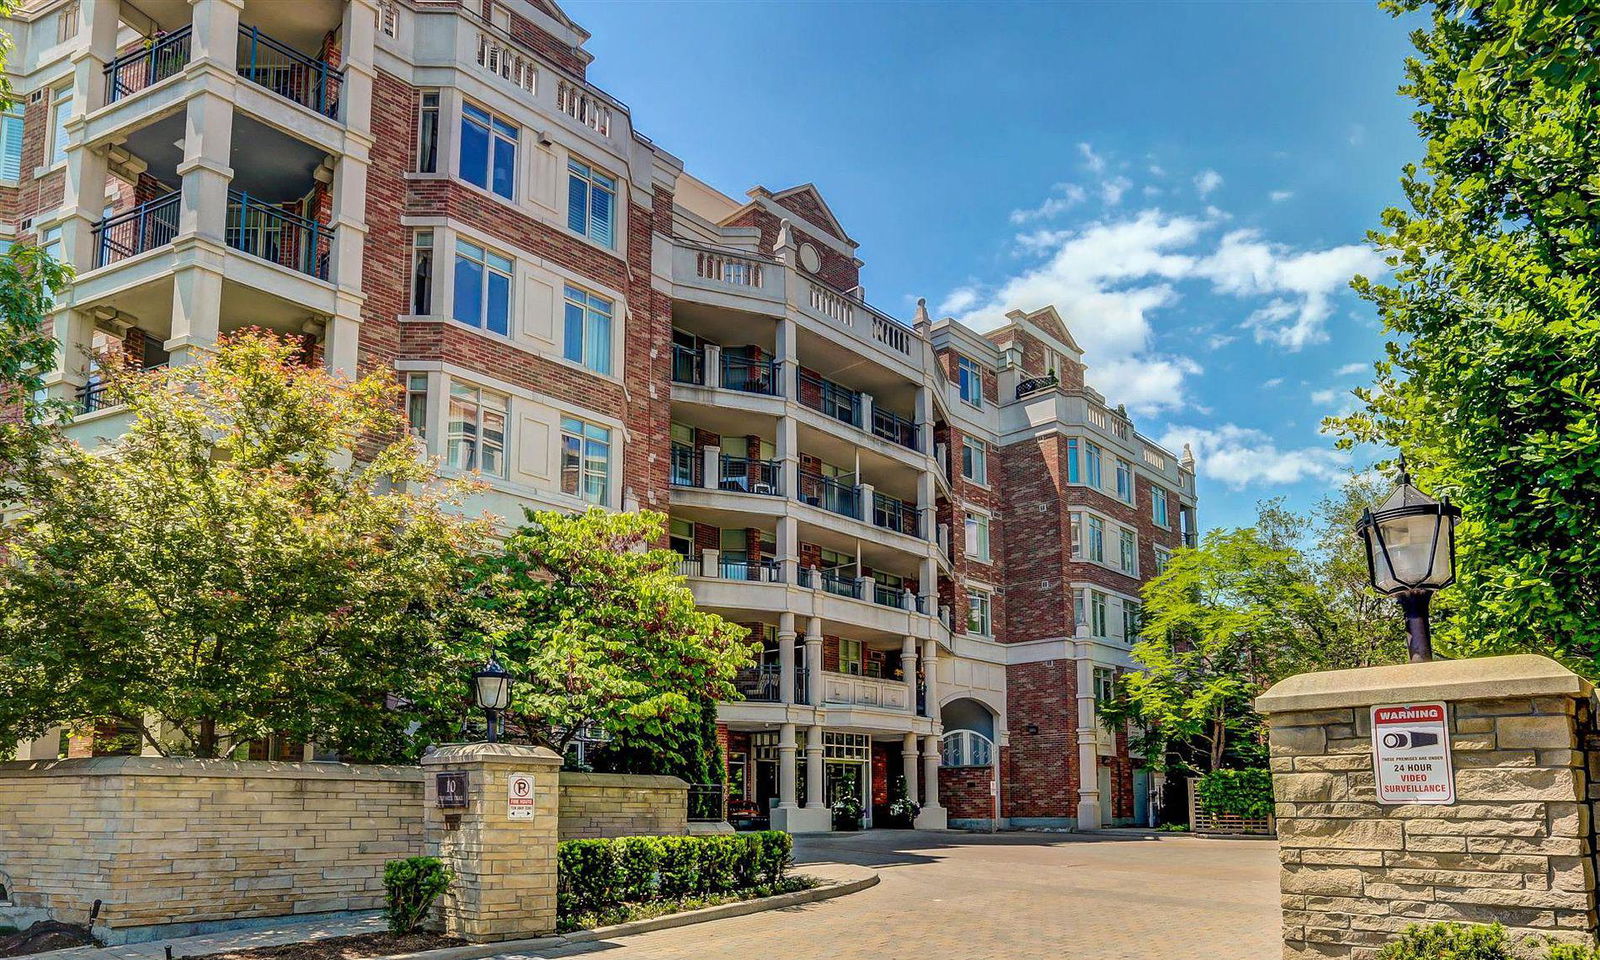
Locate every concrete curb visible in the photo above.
<box><xmin>377</xmin><ymin>868</ymin><xmax>879</xmax><ymax>960</ymax></box>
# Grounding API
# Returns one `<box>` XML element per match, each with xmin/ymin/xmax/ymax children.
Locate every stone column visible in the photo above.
<box><xmin>167</xmin><ymin>263</ymin><xmax>224</xmax><ymax>364</ymax></box>
<box><xmin>421</xmin><ymin>743</ymin><xmax>562</xmax><ymax>942</ymax></box>
<box><xmin>921</xmin><ymin>639</ymin><xmax>939</xmax><ymax>716</ymax></box>
<box><xmin>915</xmin><ymin>735</ymin><xmax>946</xmax><ymax>829</ymax></box>
<box><xmin>804</xmin><ymin>724</ymin><xmax>826</xmax><ymax>812</ymax></box>
<box><xmin>189</xmin><ymin>0</ymin><xmax>245</xmax><ymax>71</ymax></box>
<box><xmin>339</xmin><ymin>0</ymin><xmax>379</xmax><ymax>136</ymax></box>
<box><xmin>902</xmin><ymin>731</ymin><xmax>920</xmax><ymax>804</ymax></box>
<box><xmin>777</xmin><ymin>611</ymin><xmax>796</xmax><ymax>706</ymax></box>
<box><xmin>776</xmin><ymin>722</ymin><xmax>797</xmax><ymax>809</ymax></box>
<box><xmin>1257</xmin><ymin>654</ymin><xmax>1598</xmax><ymax>959</ymax></box>
<box><xmin>805</xmin><ymin>619</ymin><xmax>823</xmax><ymax>707</ymax></box>
<box><xmin>901</xmin><ymin>636</ymin><xmax>919</xmax><ymax>715</ymax></box>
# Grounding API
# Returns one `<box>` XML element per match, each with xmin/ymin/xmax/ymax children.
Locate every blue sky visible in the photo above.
<box><xmin>567</xmin><ymin>0</ymin><xmax>1426</xmax><ymax>532</ymax></box>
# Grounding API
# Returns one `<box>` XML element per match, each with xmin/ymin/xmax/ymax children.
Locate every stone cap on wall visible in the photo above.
<box><xmin>421</xmin><ymin>742</ymin><xmax>563</xmax><ymax>767</ymax></box>
<box><xmin>0</xmin><ymin>756</ymin><xmax>425</xmax><ymax>781</ymax></box>
<box><xmin>559</xmin><ymin>771</ymin><xmax>689</xmax><ymax>790</ymax></box>
<box><xmin>1256</xmin><ymin>653</ymin><xmax>1591</xmax><ymax>714</ymax></box>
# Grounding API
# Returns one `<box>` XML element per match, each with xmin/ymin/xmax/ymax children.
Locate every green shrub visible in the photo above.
<box><xmin>1545</xmin><ymin>945</ymin><xmax>1600</xmax><ymax>960</ymax></box>
<box><xmin>1195</xmin><ymin>768</ymin><xmax>1274</xmax><ymax>819</ymax></box>
<box><xmin>556</xmin><ymin>831</ymin><xmax>793</xmax><ymax>927</ymax></box>
<box><xmin>382</xmin><ymin>856</ymin><xmax>454</xmax><ymax>935</ymax></box>
<box><xmin>1378</xmin><ymin>923</ymin><xmax>1514</xmax><ymax>960</ymax></box>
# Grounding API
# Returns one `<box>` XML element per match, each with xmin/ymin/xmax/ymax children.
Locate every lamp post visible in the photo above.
<box><xmin>1356</xmin><ymin>456</ymin><xmax>1461</xmax><ymax>663</ymax></box>
<box><xmin>472</xmin><ymin>659</ymin><xmax>513</xmax><ymax>743</ymax></box>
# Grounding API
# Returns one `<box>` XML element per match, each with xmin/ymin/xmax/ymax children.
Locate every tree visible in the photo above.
<box><xmin>452</xmin><ymin>508</ymin><xmax>753</xmax><ymax>770</ymax></box>
<box><xmin>1331</xmin><ymin>0</ymin><xmax>1600</xmax><ymax>668</ymax></box>
<box><xmin>0</xmin><ymin>331</ymin><xmax>488</xmax><ymax>760</ymax></box>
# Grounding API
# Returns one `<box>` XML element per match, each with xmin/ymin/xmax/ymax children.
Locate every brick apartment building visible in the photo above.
<box><xmin>1</xmin><ymin>0</ymin><xmax>1199</xmax><ymax>831</ymax></box>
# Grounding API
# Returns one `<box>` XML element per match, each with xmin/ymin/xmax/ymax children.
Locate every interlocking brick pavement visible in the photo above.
<box><xmin>502</xmin><ymin>830</ymin><xmax>1282</xmax><ymax>960</ymax></box>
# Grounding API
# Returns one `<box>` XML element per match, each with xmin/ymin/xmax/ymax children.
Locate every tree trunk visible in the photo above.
<box><xmin>197</xmin><ymin>717</ymin><xmax>218</xmax><ymax>759</ymax></box>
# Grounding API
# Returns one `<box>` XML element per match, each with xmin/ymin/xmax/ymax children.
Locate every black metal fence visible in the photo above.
<box><xmin>687</xmin><ymin>782</ymin><xmax>725</xmax><ymax>822</ymax></box>
<box><xmin>104</xmin><ymin>27</ymin><xmax>192</xmax><ymax>104</ymax></box>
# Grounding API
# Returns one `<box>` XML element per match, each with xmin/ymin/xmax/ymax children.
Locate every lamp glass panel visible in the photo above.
<box><xmin>1377</xmin><ymin>512</ymin><xmax>1442</xmax><ymax>588</ymax></box>
<box><xmin>475</xmin><ymin>673</ymin><xmax>511</xmax><ymax>710</ymax></box>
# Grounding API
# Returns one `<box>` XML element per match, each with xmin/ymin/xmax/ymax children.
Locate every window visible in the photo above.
<box><xmin>39</xmin><ymin>226</ymin><xmax>62</xmax><ymax>303</ymax></box>
<box><xmin>957</xmin><ymin>356</ymin><xmax>982</xmax><ymax>407</ymax></box>
<box><xmin>57</xmin><ymin>1</ymin><xmax>79</xmax><ymax>43</ymax></box>
<box><xmin>1070</xmin><ymin>513</ymin><xmax>1082</xmax><ymax>558</ymax></box>
<box><xmin>0</xmin><ymin>108</ymin><xmax>22</xmax><ymax>183</ymax></box>
<box><xmin>50</xmin><ymin>87</ymin><xmax>72</xmax><ymax>166</ymax></box>
<box><xmin>1154</xmin><ymin>546</ymin><xmax>1173</xmax><ymax>576</ymax></box>
<box><xmin>1066</xmin><ymin>438</ymin><xmax>1079</xmax><ymax>484</ymax></box>
<box><xmin>1115</xmin><ymin>458</ymin><xmax>1133</xmax><ymax>503</ymax></box>
<box><xmin>411</xmin><ymin>230</ymin><xmax>433</xmax><ymax>314</ymax></box>
<box><xmin>1085</xmin><ymin>441</ymin><xmax>1103</xmax><ymax>488</ymax></box>
<box><xmin>1122</xmin><ymin>600</ymin><xmax>1142</xmax><ymax>643</ymax></box>
<box><xmin>1073</xmin><ymin>587</ymin><xmax>1085</xmax><ymax>627</ymax></box>
<box><xmin>378</xmin><ymin>0</ymin><xmax>397</xmax><ymax>37</ymax></box>
<box><xmin>1119</xmin><ymin>529</ymin><xmax>1137</xmax><ymax>574</ymax></box>
<box><xmin>405</xmin><ymin>374</ymin><xmax>428</xmax><ymax>437</ymax></box>
<box><xmin>838</xmin><ymin>638</ymin><xmax>863</xmax><ymax>676</ymax></box>
<box><xmin>943</xmin><ymin>729</ymin><xmax>992</xmax><ymax>768</ymax></box>
<box><xmin>964</xmin><ymin>511</ymin><xmax>991</xmax><ymax>562</ymax></box>
<box><xmin>967</xmin><ymin>587</ymin><xmax>992</xmax><ymax>636</ymax></box>
<box><xmin>459</xmin><ymin>101</ymin><xmax>517</xmax><ymax>200</ymax></box>
<box><xmin>562</xmin><ymin>285</ymin><xmax>614</xmax><ymax>375</ymax></box>
<box><xmin>417</xmin><ymin>92</ymin><xmax>439</xmax><ymax>173</ymax></box>
<box><xmin>452</xmin><ymin>239</ymin><xmax>512</xmax><ymax>336</ymax></box>
<box><xmin>1152</xmin><ymin>485</ymin><xmax>1170</xmax><ymax>527</ymax></box>
<box><xmin>1086</xmin><ymin>515</ymin><xmax>1105</xmax><ymax>563</ymax></box>
<box><xmin>1094</xmin><ymin>667</ymin><xmax>1116</xmax><ymax>705</ymax></box>
<box><xmin>567</xmin><ymin>159</ymin><xmax>616</xmax><ymax>248</ymax></box>
<box><xmin>1090</xmin><ymin>590</ymin><xmax>1108</xmax><ymax>637</ymax></box>
<box><xmin>668</xmin><ymin>518</ymin><xmax>694</xmax><ymax>558</ymax></box>
<box><xmin>961</xmin><ymin>437</ymin><xmax>988</xmax><ymax>484</ymax></box>
<box><xmin>446</xmin><ymin>384</ymin><xmax>507</xmax><ymax>477</ymax></box>
<box><xmin>560</xmin><ymin>417</ymin><xmax>611</xmax><ymax>504</ymax></box>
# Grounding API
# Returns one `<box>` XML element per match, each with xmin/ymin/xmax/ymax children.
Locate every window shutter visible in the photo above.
<box><xmin>0</xmin><ymin>113</ymin><xmax>21</xmax><ymax>182</ymax></box>
<box><xmin>589</xmin><ymin>182</ymin><xmax>612</xmax><ymax>247</ymax></box>
<box><xmin>567</xmin><ymin>173</ymin><xmax>587</xmax><ymax>234</ymax></box>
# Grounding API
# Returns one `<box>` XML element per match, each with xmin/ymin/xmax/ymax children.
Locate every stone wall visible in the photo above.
<box><xmin>0</xmin><ymin>757</ymin><xmax>424</xmax><ymax>942</ymax></box>
<box><xmin>1259</xmin><ymin>655</ymin><xmax>1600</xmax><ymax>960</ymax></box>
<box><xmin>557</xmin><ymin>771</ymin><xmax>688</xmax><ymax>839</ymax></box>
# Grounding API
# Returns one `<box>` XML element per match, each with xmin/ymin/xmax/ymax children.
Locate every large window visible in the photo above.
<box><xmin>838</xmin><ymin>638</ymin><xmax>863</xmax><ymax>676</ymax></box>
<box><xmin>561</xmin><ymin>416</ymin><xmax>611</xmax><ymax>504</ymax></box>
<box><xmin>405</xmin><ymin>374</ymin><xmax>428</xmax><ymax>437</ymax></box>
<box><xmin>416</xmin><ymin>91</ymin><xmax>439</xmax><ymax>173</ymax></box>
<box><xmin>567</xmin><ymin>159</ymin><xmax>616</xmax><ymax>248</ymax></box>
<box><xmin>1094</xmin><ymin>667</ymin><xmax>1116</xmax><ymax>705</ymax></box>
<box><xmin>1086</xmin><ymin>515</ymin><xmax>1105</xmax><ymax>563</ymax></box>
<box><xmin>459</xmin><ymin>101</ymin><xmax>517</xmax><ymax>200</ymax></box>
<box><xmin>1119</xmin><ymin>529</ymin><xmax>1137</xmax><ymax>574</ymax></box>
<box><xmin>1090</xmin><ymin>590</ymin><xmax>1108</xmax><ymax>637</ymax></box>
<box><xmin>961</xmin><ymin>437</ymin><xmax>988</xmax><ymax>485</ymax></box>
<box><xmin>1115</xmin><ymin>458</ymin><xmax>1133</xmax><ymax>503</ymax></box>
<box><xmin>1066</xmin><ymin>438</ymin><xmax>1079</xmax><ymax>483</ymax></box>
<box><xmin>1152</xmin><ymin>485</ymin><xmax>1171</xmax><ymax>527</ymax></box>
<box><xmin>50</xmin><ymin>87</ymin><xmax>72</xmax><ymax>166</ymax></box>
<box><xmin>1085</xmin><ymin>441</ymin><xmax>1103</xmax><ymax>488</ymax></box>
<box><xmin>562</xmin><ymin>284</ymin><xmax>614</xmax><ymax>375</ymax></box>
<box><xmin>0</xmin><ymin>108</ymin><xmax>22</xmax><ymax>183</ymax></box>
<box><xmin>964</xmin><ymin>511</ymin><xmax>991</xmax><ymax>562</ymax></box>
<box><xmin>411</xmin><ymin>230</ymin><xmax>433</xmax><ymax>314</ymax></box>
<box><xmin>446</xmin><ymin>384</ymin><xmax>507</xmax><ymax>477</ymax></box>
<box><xmin>957</xmin><ymin>356</ymin><xmax>982</xmax><ymax>407</ymax></box>
<box><xmin>452</xmin><ymin>239</ymin><xmax>512</xmax><ymax>336</ymax></box>
<box><xmin>1122</xmin><ymin>600</ymin><xmax>1142</xmax><ymax>643</ymax></box>
<box><xmin>1154</xmin><ymin>546</ymin><xmax>1173</xmax><ymax>575</ymax></box>
<box><xmin>967</xmin><ymin>587</ymin><xmax>992</xmax><ymax>636</ymax></box>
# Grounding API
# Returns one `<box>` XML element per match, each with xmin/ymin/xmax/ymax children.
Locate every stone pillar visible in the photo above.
<box><xmin>805</xmin><ymin>619</ymin><xmax>823</xmax><ymax>707</ymax></box>
<box><xmin>339</xmin><ymin>0</ymin><xmax>379</xmax><ymax>136</ymax></box>
<box><xmin>902</xmin><ymin>731</ymin><xmax>920</xmax><ymax>804</ymax></box>
<box><xmin>901</xmin><ymin>636</ymin><xmax>919</xmax><ymax>715</ymax></box>
<box><xmin>922</xmin><ymin>639</ymin><xmax>939</xmax><ymax>717</ymax></box>
<box><xmin>777</xmin><ymin>612</ymin><xmax>797</xmax><ymax>705</ymax></box>
<box><xmin>167</xmin><ymin>263</ymin><xmax>224</xmax><ymax>364</ymax></box>
<box><xmin>177</xmin><ymin>90</ymin><xmax>234</xmax><ymax>243</ymax></box>
<box><xmin>1257</xmin><ymin>655</ymin><xmax>1598</xmax><ymax>959</ymax></box>
<box><xmin>701</xmin><ymin>444</ymin><xmax>720</xmax><ymax>491</ymax></box>
<box><xmin>915</xmin><ymin>734</ymin><xmax>947</xmax><ymax>829</ymax></box>
<box><xmin>189</xmin><ymin>0</ymin><xmax>245</xmax><ymax>71</ymax></box>
<box><xmin>776</xmin><ymin>722</ymin><xmax>797</xmax><ymax>809</ymax></box>
<box><xmin>421</xmin><ymin>743</ymin><xmax>562</xmax><ymax>943</ymax></box>
<box><xmin>804</xmin><ymin>724</ymin><xmax>826</xmax><ymax>811</ymax></box>
<box><xmin>1075</xmin><ymin>651</ymin><xmax>1102</xmax><ymax>831</ymax></box>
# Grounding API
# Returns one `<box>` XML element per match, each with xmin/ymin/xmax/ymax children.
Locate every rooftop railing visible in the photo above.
<box><xmin>1016</xmin><ymin>373</ymin><xmax>1059</xmax><ymax>400</ymax></box>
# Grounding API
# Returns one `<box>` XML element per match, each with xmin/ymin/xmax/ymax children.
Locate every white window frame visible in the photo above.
<box><xmin>957</xmin><ymin>356</ymin><xmax>982</xmax><ymax>407</ymax></box>
<box><xmin>1154</xmin><ymin>546</ymin><xmax>1173</xmax><ymax>575</ymax></box>
<box><xmin>1115</xmin><ymin>458</ymin><xmax>1133</xmax><ymax>503</ymax></box>
<box><xmin>417</xmin><ymin>91</ymin><xmax>440</xmax><ymax>173</ymax></box>
<box><xmin>1086</xmin><ymin>515</ymin><xmax>1105</xmax><ymax>563</ymax></box>
<box><xmin>567</xmin><ymin>158</ymin><xmax>617</xmax><ymax>249</ymax></box>
<box><xmin>446</xmin><ymin>383</ymin><xmax>508</xmax><ymax>478</ymax></box>
<box><xmin>961</xmin><ymin>437</ymin><xmax>988</xmax><ymax>485</ymax></box>
<box><xmin>1122</xmin><ymin>599</ymin><xmax>1142</xmax><ymax>644</ymax></box>
<box><xmin>459</xmin><ymin>99</ymin><xmax>518</xmax><ymax>200</ymax></box>
<box><xmin>838</xmin><ymin>637</ymin><xmax>863</xmax><ymax>676</ymax></box>
<box><xmin>964</xmin><ymin>509</ymin><xmax>991</xmax><ymax>563</ymax></box>
<box><xmin>405</xmin><ymin>373</ymin><xmax>428</xmax><ymax>438</ymax></box>
<box><xmin>1119</xmin><ymin>528</ymin><xmax>1137</xmax><ymax>575</ymax></box>
<box><xmin>560</xmin><ymin>415</ymin><xmax>612</xmax><ymax>506</ymax></box>
<box><xmin>966</xmin><ymin>586</ymin><xmax>993</xmax><ymax>637</ymax></box>
<box><xmin>410</xmin><ymin>229</ymin><xmax>434</xmax><ymax>315</ymax></box>
<box><xmin>0</xmin><ymin>107</ymin><xmax>24</xmax><ymax>184</ymax></box>
<box><xmin>451</xmin><ymin>238</ymin><xmax>514</xmax><ymax>336</ymax></box>
<box><xmin>562</xmin><ymin>283</ymin><xmax>614</xmax><ymax>376</ymax></box>
<box><xmin>1152</xmin><ymin>485</ymin><xmax>1171</xmax><ymax>528</ymax></box>
<box><xmin>1090</xmin><ymin>590</ymin><xmax>1108</xmax><ymax>637</ymax></box>
<box><xmin>1085</xmin><ymin>440</ymin><xmax>1103</xmax><ymax>489</ymax></box>
<box><xmin>49</xmin><ymin>86</ymin><xmax>73</xmax><ymax>167</ymax></box>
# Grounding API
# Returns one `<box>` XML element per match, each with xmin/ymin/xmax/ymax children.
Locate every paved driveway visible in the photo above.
<box><xmin>510</xmin><ymin>830</ymin><xmax>1282</xmax><ymax>960</ymax></box>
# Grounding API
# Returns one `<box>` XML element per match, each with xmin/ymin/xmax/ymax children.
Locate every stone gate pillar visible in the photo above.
<box><xmin>1256</xmin><ymin>654</ymin><xmax>1598</xmax><ymax>959</ymax></box>
<box><xmin>422</xmin><ymin>743</ymin><xmax>563</xmax><ymax>942</ymax></box>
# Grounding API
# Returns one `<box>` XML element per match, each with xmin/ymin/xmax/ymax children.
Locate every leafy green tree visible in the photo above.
<box><xmin>0</xmin><ymin>331</ymin><xmax>488</xmax><ymax>759</ymax></box>
<box><xmin>453</xmin><ymin>508</ymin><xmax>753</xmax><ymax>768</ymax></box>
<box><xmin>1331</xmin><ymin>0</ymin><xmax>1600</xmax><ymax>667</ymax></box>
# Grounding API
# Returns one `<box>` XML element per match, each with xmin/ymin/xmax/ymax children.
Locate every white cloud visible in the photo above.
<box><xmin>1262</xmin><ymin>377</ymin><xmax>1284</xmax><ymax>389</ymax></box>
<box><xmin>1100</xmin><ymin>176</ymin><xmax>1132</xmax><ymax>207</ymax></box>
<box><xmin>1078</xmin><ymin>142</ymin><xmax>1106</xmax><ymax>174</ymax></box>
<box><xmin>1206</xmin><ymin>333</ymin><xmax>1235</xmax><ymax>350</ymax></box>
<box><xmin>1194</xmin><ymin>169</ymin><xmax>1224</xmax><ymax>198</ymax></box>
<box><xmin>1158</xmin><ymin>423</ymin><xmax>1349</xmax><ymax>490</ymax></box>
<box><xmin>1334</xmin><ymin>361</ymin><xmax>1369</xmax><ymax>376</ymax></box>
<box><xmin>1195</xmin><ymin>229</ymin><xmax>1384</xmax><ymax>350</ymax></box>
<box><xmin>1148</xmin><ymin>163</ymin><xmax>1166</xmax><ymax>177</ymax></box>
<box><xmin>1269</xmin><ymin>190</ymin><xmax>1294</xmax><ymax>203</ymax></box>
<box><xmin>1009</xmin><ymin>184</ymin><xmax>1087</xmax><ymax>224</ymax></box>
<box><xmin>1310</xmin><ymin>388</ymin><xmax>1340</xmax><ymax>406</ymax></box>
<box><xmin>938</xmin><ymin>287</ymin><xmax>979</xmax><ymax>315</ymax></box>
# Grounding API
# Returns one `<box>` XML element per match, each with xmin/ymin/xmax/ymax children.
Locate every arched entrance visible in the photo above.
<box><xmin>940</xmin><ymin>697</ymin><xmax>1003</xmax><ymax>830</ymax></box>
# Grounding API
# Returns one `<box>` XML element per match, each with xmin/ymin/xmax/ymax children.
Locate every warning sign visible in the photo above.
<box><xmin>507</xmin><ymin>772</ymin><xmax>537</xmax><ymax>820</ymax></box>
<box><xmin>1371</xmin><ymin>702</ymin><xmax>1454</xmax><ymax>805</ymax></box>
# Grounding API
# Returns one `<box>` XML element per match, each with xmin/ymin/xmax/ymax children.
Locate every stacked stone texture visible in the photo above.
<box><xmin>556</xmin><ymin>772</ymin><xmax>688</xmax><ymax>839</ymax></box>
<box><xmin>1270</xmin><ymin>688</ymin><xmax>1597</xmax><ymax>959</ymax></box>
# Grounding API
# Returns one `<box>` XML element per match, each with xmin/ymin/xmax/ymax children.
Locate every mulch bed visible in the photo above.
<box><xmin>0</xmin><ymin>922</ymin><xmax>97</xmax><ymax>957</ymax></box>
<box><xmin>188</xmin><ymin>932</ymin><xmax>465</xmax><ymax>960</ymax></box>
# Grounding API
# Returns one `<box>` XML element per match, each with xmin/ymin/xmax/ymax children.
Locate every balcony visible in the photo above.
<box><xmin>821</xmin><ymin>671</ymin><xmax>911</xmax><ymax>711</ymax></box>
<box><xmin>670</xmin><ymin>240</ymin><xmax>785</xmax><ymax>308</ymax></box>
<box><xmin>104</xmin><ymin>27</ymin><xmax>192</xmax><ymax>104</ymax></box>
<box><xmin>1016</xmin><ymin>373</ymin><xmax>1059</xmax><ymax>400</ymax></box>
<box><xmin>94</xmin><ymin>192</ymin><xmax>180</xmax><ymax>267</ymax></box>
<box><xmin>226</xmin><ymin>192</ymin><xmax>334</xmax><ymax>280</ymax></box>
<box><xmin>733</xmin><ymin>664</ymin><xmax>810</xmax><ymax>705</ymax></box>
<box><xmin>714</xmin><ymin>558</ymin><xmax>784</xmax><ymax>583</ymax></box>
<box><xmin>717</xmin><ymin>454</ymin><xmax>782</xmax><ymax>496</ymax></box>
<box><xmin>871</xmin><ymin>492</ymin><xmax>921</xmax><ymax>539</ymax></box>
<box><xmin>671</xmin><ymin>344</ymin><xmax>704</xmax><ymax>385</ymax></box>
<box><xmin>669</xmin><ymin>442</ymin><xmax>701</xmax><ymax>487</ymax></box>
<box><xmin>721</xmin><ymin>354</ymin><xmax>782</xmax><ymax>397</ymax></box>
<box><xmin>797</xmin><ymin>469</ymin><xmax>859</xmax><ymax>520</ymax></box>
<box><xmin>797</xmin><ymin>370</ymin><xmax>861</xmax><ymax>429</ymax></box>
<box><xmin>800</xmin><ymin>277</ymin><xmax>915</xmax><ymax>358</ymax></box>
<box><xmin>798</xmin><ymin>566</ymin><xmax>861</xmax><ymax>600</ymax></box>
<box><xmin>237</xmin><ymin>25</ymin><xmax>342</xmax><ymax>119</ymax></box>
<box><xmin>870</xmin><ymin>406</ymin><xmax>920</xmax><ymax>452</ymax></box>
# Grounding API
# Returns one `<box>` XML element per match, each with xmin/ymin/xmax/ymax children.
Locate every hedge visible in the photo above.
<box><xmin>557</xmin><ymin>831</ymin><xmax>792</xmax><ymax>921</ymax></box>
<box><xmin>1195</xmin><ymin>768</ymin><xmax>1274</xmax><ymax>819</ymax></box>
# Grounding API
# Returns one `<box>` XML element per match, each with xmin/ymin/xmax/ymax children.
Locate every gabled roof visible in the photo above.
<box><xmin>1005</xmin><ymin>306</ymin><xmax>1084</xmax><ymax>355</ymax></box>
<box><xmin>768</xmin><ymin>183</ymin><xmax>855</xmax><ymax>246</ymax></box>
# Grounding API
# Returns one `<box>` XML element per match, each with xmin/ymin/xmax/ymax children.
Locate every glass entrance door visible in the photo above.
<box><xmin>826</xmin><ymin>760</ymin><xmax>870</xmax><ymax>826</ymax></box>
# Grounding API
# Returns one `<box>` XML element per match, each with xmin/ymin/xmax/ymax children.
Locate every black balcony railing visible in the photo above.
<box><xmin>721</xmin><ymin>354</ymin><xmax>781</xmax><ymax>396</ymax></box>
<box><xmin>872</xmin><ymin>583</ymin><xmax>907</xmax><ymax>608</ymax></box>
<box><xmin>237</xmin><ymin>25</ymin><xmax>342</xmax><ymax>118</ymax></box>
<box><xmin>797</xmin><ymin>370</ymin><xmax>861</xmax><ymax>428</ymax></box>
<box><xmin>226</xmin><ymin>191</ymin><xmax>334</xmax><ymax>280</ymax></box>
<box><xmin>104</xmin><ymin>26</ymin><xmax>192</xmax><ymax>104</ymax></box>
<box><xmin>94</xmin><ymin>191</ymin><xmax>182</xmax><ymax>268</ymax></box>
<box><xmin>872</xmin><ymin>492</ymin><xmax>921</xmax><ymax>538</ymax></box>
<box><xmin>688</xmin><ymin>782</ymin><xmax>724</xmax><ymax>822</ymax></box>
<box><xmin>797</xmin><ymin>469</ymin><xmax>859</xmax><ymax>519</ymax></box>
<box><xmin>871</xmin><ymin>406</ymin><xmax>920</xmax><ymax>451</ymax></box>
<box><xmin>799</xmin><ymin>566</ymin><xmax>864</xmax><ymax>600</ymax></box>
<box><xmin>718</xmin><ymin>454</ymin><xmax>782</xmax><ymax>496</ymax></box>
<box><xmin>74</xmin><ymin>363</ymin><xmax>168</xmax><ymax>415</ymax></box>
<box><xmin>1016</xmin><ymin>373</ymin><xmax>1059</xmax><ymax>399</ymax></box>
<box><xmin>671</xmin><ymin>343</ymin><xmax>703</xmax><ymax>384</ymax></box>
<box><xmin>734</xmin><ymin>664</ymin><xmax>785</xmax><ymax>702</ymax></box>
<box><xmin>669</xmin><ymin>442</ymin><xmax>700</xmax><ymax>487</ymax></box>
<box><xmin>718</xmin><ymin>558</ymin><xmax>783</xmax><ymax>583</ymax></box>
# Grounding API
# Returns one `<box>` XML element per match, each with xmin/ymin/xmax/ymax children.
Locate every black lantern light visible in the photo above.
<box><xmin>1356</xmin><ymin>455</ymin><xmax>1461</xmax><ymax>663</ymax></box>
<box><xmin>472</xmin><ymin>659</ymin><xmax>513</xmax><ymax>743</ymax></box>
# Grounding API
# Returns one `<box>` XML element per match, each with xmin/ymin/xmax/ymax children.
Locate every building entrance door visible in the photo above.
<box><xmin>826</xmin><ymin>760</ymin><xmax>869</xmax><ymax>826</ymax></box>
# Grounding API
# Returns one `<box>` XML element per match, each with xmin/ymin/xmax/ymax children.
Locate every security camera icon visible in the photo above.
<box><xmin>1382</xmin><ymin>731</ymin><xmax>1440</xmax><ymax>750</ymax></box>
